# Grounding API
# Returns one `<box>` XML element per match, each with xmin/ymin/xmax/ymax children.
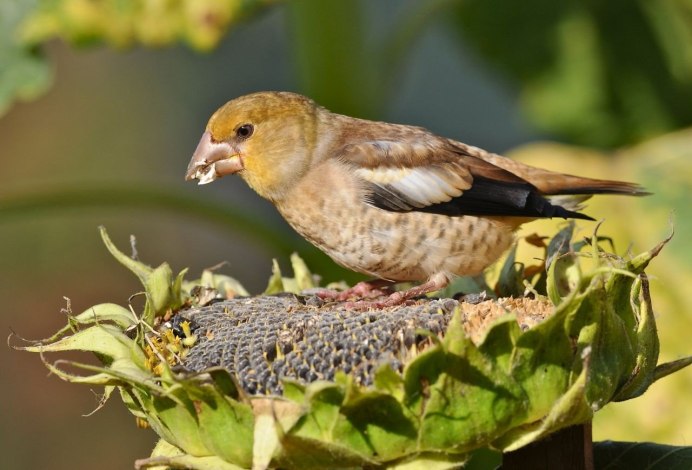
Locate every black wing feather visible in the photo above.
<box><xmin>368</xmin><ymin>176</ymin><xmax>594</xmax><ymax>220</ymax></box>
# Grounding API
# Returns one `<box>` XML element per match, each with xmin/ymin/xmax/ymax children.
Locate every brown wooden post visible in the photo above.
<box><xmin>502</xmin><ymin>422</ymin><xmax>593</xmax><ymax>470</ymax></box>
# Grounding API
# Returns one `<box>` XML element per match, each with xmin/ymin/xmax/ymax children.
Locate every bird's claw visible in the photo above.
<box><xmin>316</xmin><ymin>280</ymin><xmax>395</xmax><ymax>301</ymax></box>
<box><xmin>342</xmin><ymin>292</ymin><xmax>417</xmax><ymax>311</ymax></box>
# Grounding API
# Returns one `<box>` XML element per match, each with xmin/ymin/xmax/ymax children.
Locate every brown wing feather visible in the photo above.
<box><xmin>332</xmin><ymin>116</ymin><xmax>644</xmax><ymax>217</ymax></box>
<box><xmin>463</xmin><ymin>144</ymin><xmax>647</xmax><ymax>196</ymax></box>
<box><xmin>337</xmin><ymin>135</ymin><xmax>590</xmax><ymax>219</ymax></box>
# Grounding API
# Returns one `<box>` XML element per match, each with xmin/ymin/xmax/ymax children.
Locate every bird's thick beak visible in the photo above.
<box><xmin>185</xmin><ymin>131</ymin><xmax>244</xmax><ymax>185</ymax></box>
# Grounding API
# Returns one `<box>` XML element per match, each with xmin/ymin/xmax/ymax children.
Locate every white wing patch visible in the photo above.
<box><xmin>356</xmin><ymin>163</ymin><xmax>471</xmax><ymax>208</ymax></box>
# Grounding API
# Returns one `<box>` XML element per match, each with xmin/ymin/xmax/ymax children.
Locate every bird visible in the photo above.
<box><xmin>185</xmin><ymin>91</ymin><xmax>645</xmax><ymax>307</ymax></box>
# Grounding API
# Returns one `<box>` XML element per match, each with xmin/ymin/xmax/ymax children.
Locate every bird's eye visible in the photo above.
<box><xmin>236</xmin><ymin>124</ymin><xmax>254</xmax><ymax>139</ymax></box>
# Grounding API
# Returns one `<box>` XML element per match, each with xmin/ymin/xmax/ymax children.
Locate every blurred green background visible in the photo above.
<box><xmin>2</xmin><ymin>1</ymin><xmax>691</xmax><ymax>468</ymax></box>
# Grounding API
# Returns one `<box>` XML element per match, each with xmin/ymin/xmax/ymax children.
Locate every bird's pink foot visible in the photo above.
<box><xmin>317</xmin><ymin>280</ymin><xmax>395</xmax><ymax>301</ymax></box>
<box><xmin>342</xmin><ymin>294</ymin><xmax>413</xmax><ymax>311</ymax></box>
<box><xmin>342</xmin><ymin>273</ymin><xmax>451</xmax><ymax>310</ymax></box>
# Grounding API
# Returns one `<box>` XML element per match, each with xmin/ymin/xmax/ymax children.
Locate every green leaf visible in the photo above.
<box><xmin>404</xmin><ymin>312</ymin><xmax>527</xmax><ymax>453</ymax></box>
<box><xmin>99</xmin><ymin>226</ymin><xmax>183</xmax><ymax>323</ymax></box>
<box><xmin>339</xmin><ymin>389</ymin><xmax>418</xmax><ymax>461</ymax></box>
<box><xmin>100</xmin><ymin>226</ymin><xmax>154</xmax><ymax>285</ymax></box>
<box><xmin>276</xmin><ymin>394</ymin><xmax>383</xmax><ymax>470</ymax></box>
<box><xmin>18</xmin><ymin>323</ymin><xmax>144</xmax><ymax>366</ymax></box>
<box><xmin>275</xmin><ymin>433</ymin><xmax>379</xmax><ymax>470</ymax></box>
<box><xmin>250</xmin><ymin>398</ymin><xmax>305</xmax><ymax>469</ymax></box>
<box><xmin>507</xmin><ymin>297</ymin><xmax>576</xmax><ymax>423</ymax></box>
<box><xmin>290</xmin><ymin>253</ymin><xmax>316</xmax><ymax>291</ymax></box>
<box><xmin>40</xmin><ymin>302</ymin><xmax>136</xmax><ymax>343</ymax></box>
<box><xmin>497</xmin><ymin>359</ymin><xmax>591</xmax><ymax>452</ymax></box>
<box><xmin>138</xmin><ymin>438</ymin><xmax>244</xmax><ymax>470</ymax></box>
<box><xmin>652</xmin><ymin>356</ymin><xmax>692</xmax><ymax>384</ymax></box>
<box><xmin>147</xmin><ymin>392</ymin><xmax>212</xmax><ymax>457</ymax></box>
<box><xmin>263</xmin><ymin>254</ymin><xmax>318</xmax><ymax>294</ymax></box>
<box><xmin>389</xmin><ymin>453</ymin><xmax>470</xmax><ymax>470</ymax></box>
<box><xmin>194</xmin><ymin>270</ymin><xmax>250</xmax><ymax>298</ymax></box>
<box><xmin>264</xmin><ymin>259</ymin><xmax>285</xmax><ymax>295</ymax></box>
<box><xmin>183</xmin><ymin>382</ymin><xmax>255</xmax><ymax>468</ymax></box>
<box><xmin>496</xmin><ymin>243</ymin><xmax>525</xmax><ymax>297</ymax></box>
<box><xmin>611</xmin><ymin>276</ymin><xmax>659</xmax><ymax>401</ymax></box>
<box><xmin>545</xmin><ymin>223</ymin><xmax>579</xmax><ymax>304</ymax></box>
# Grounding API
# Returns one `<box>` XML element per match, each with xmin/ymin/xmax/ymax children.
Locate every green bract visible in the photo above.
<box><xmin>16</xmin><ymin>226</ymin><xmax>692</xmax><ymax>469</ymax></box>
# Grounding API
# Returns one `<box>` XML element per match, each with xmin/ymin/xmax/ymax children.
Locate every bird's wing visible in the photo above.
<box><xmin>339</xmin><ymin>139</ymin><xmax>591</xmax><ymax>220</ymax></box>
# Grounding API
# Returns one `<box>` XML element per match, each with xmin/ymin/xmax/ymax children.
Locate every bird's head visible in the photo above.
<box><xmin>185</xmin><ymin>91</ymin><xmax>322</xmax><ymax>201</ymax></box>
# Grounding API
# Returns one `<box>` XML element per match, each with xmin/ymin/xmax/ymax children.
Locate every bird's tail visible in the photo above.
<box><xmin>537</xmin><ymin>172</ymin><xmax>649</xmax><ymax>216</ymax></box>
<box><xmin>537</xmin><ymin>174</ymin><xmax>648</xmax><ymax>197</ymax></box>
<box><xmin>536</xmin><ymin>173</ymin><xmax>649</xmax><ymax>221</ymax></box>
<box><xmin>477</xmin><ymin>152</ymin><xmax>649</xmax><ymax>197</ymax></box>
